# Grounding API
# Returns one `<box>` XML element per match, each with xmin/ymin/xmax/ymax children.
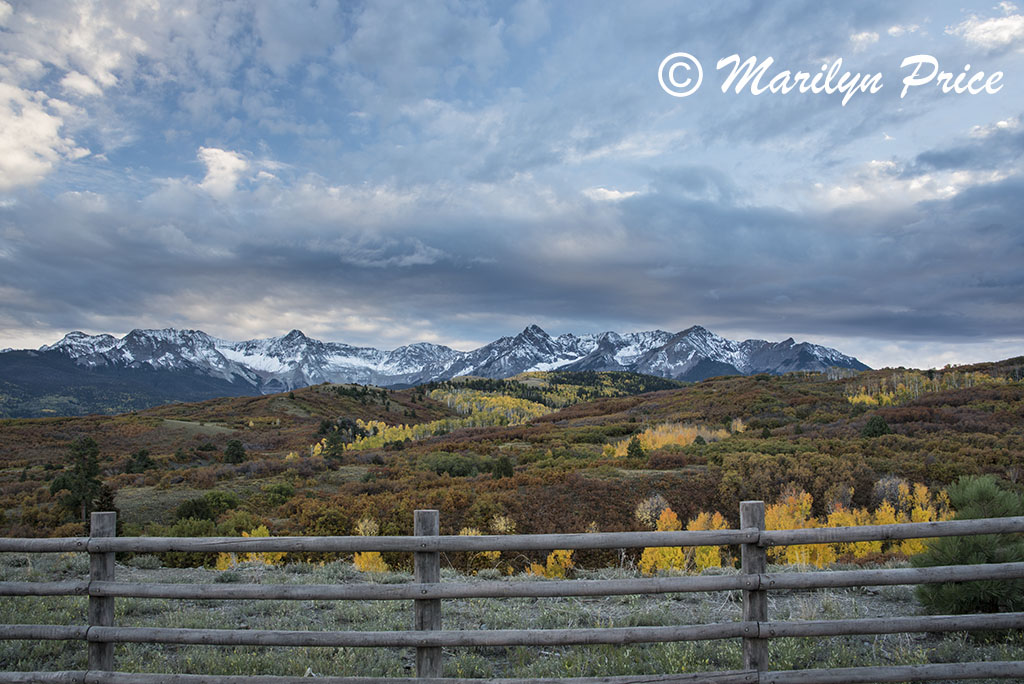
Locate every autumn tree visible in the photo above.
<box><xmin>686</xmin><ymin>511</ymin><xmax>728</xmax><ymax>571</ymax></box>
<box><xmin>639</xmin><ymin>508</ymin><xmax>687</xmax><ymax>575</ymax></box>
<box><xmin>49</xmin><ymin>437</ymin><xmax>103</xmax><ymax>522</ymax></box>
<box><xmin>353</xmin><ymin>517</ymin><xmax>390</xmax><ymax>573</ymax></box>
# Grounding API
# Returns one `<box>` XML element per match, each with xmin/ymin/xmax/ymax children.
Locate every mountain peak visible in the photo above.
<box><xmin>41</xmin><ymin>331</ymin><xmax>119</xmax><ymax>354</ymax></box>
<box><xmin>20</xmin><ymin>323</ymin><xmax>870</xmax><ymax>403</ymax></box>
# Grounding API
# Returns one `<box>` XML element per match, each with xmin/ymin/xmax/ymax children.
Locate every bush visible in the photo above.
<box><xmin>420</xmin><ymin>452</ymin><xmax>479</xmax><ymax>477</ymax></box>
<box><xmin>261</xmin><ymin>482</ymin><xmax>295</xmax><ymax>506</ymax></box>
<box><xmin>861</xmin><ymin>415</ymin><xmax>891</xmax><ymax>438</ymax></box>
<box><xmin>492</xmin><ymin>455</ymin><xmax>514</xmax><ymax>479</ymax></box>
<box><xmin>224</xmin><ymin>440</ymin><xmax>247</xmax><ymax>464</ymax></box>
<box><xmin>126</xmin><ymin>449</ymin><xmax>155</xmax><ymax>473</ymax></box>
<box><xmin>175</xmin><ymin>490</ymin><xmax>240</xmax><ymax>521</ymax></box>
<box><xmin>158</xmin><ymin>517</ymin><xmax>218</xmax><ymax>567</ymax></box>
<box><xmin>912</xmin><ymin>475</ymin><xmax>1024</xmax><ymax>614</ymax></box>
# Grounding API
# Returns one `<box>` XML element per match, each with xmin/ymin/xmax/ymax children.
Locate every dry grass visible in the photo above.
<box><xmin>2</xmin><ymin>553</ymin><xmax>1022</xmax><ymax>680</ymax></box>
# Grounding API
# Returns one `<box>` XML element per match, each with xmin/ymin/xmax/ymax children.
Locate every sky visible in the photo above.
<box><xmin>0</xmin><ymin>1</ymin><xmax>1022</xmax><ymax>369</ymax></box>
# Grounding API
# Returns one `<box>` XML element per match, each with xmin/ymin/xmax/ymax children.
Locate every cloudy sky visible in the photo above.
<box><xmin>1</xmin><ymin>1</ymin><xmax>1022</xmax><ymax>369</ymax></box>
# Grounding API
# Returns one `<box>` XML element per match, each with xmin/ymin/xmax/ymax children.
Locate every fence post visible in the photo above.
<box><xmin>414</xmin><ymin>509</ymin><xmax>442</xmax><ymax>678</ymax></box>
<box><xmin>740</xmin><ymin>500</ymin><xmax>768</xmax><ymax>673</ymax></box>
<box><xmin>89</xmin><ymin>511</ymin><xmax>117</xmax><ymax>671</ymax></box>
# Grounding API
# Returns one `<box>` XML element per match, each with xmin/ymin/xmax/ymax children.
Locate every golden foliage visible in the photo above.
<box><xmin>528</xmin><ymin>549</ymin><xmax>575</xmax><ymax>578</ymax></box>
<box><xmin>490</xmin><ymin>514</ymin><xmax>516</xmax><ymax>535</ymax></box>
<box><xmin>353</xmin><ymin>516</ymin><xmax>389</xmax><ymax>573</ymax></box>
<box><xmin>607</xmin><ymin>423</ymin><xmax>730</xmax><ymax>458</ymax></box>
<box><xmin>216</xmin><ymin>524</ymin><xmax>286</xmax><ymax>570</ymax></box>
<box><xmin>763</xmin><ymin>482</ymin><xmax>953</xmax><ymax>566</ymax></box>
<box><xmin>847</xmin><ymin>369</ymin><xmax>1006</xmax><ymax>406</ymax></box>
<box><xmin>765</xmin><ymin>490</ymin><xmax>836</xmax><ymax>568</ymax></box>
<box><xmin>634</xmin><ymin>493</ymin><xmax>669</xmax><ymax>529</ymax></box>
<box><xmin>460</xmin><ymin>526</ymin><xmax>500</xmax><ymax>568</ymax></box>
<box><xmin>638</xmin><ymin>508</ymin><xmax>687</xmax><ymax>575</ymax></box>
<box><xmin>826</xmin><ymin>504</ymin><xmax>880</xmax><ymax>557</ymax></box>
<box><xmin>344</xmin><ymin>388</ymin><xmax>551</xmax><ymax>451</ymax></box>
<box><xmin>686</xmin><ymin>511</ymin><xmax>728</xmax><ymax>571</ymax></box>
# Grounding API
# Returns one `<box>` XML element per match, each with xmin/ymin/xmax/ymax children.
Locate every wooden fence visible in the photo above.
<box><xmin>2</xmin><ymin>502</ymin><xmax>1024</xmax><ymax>683</ymax></box>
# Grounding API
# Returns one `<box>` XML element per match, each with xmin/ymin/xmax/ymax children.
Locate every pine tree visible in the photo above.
<box><xmin>626</xmin><ymin>436</ymin><xmax>646</xmax><ymax>459</ymax></box>
<box><xmin>913</xmin><ymin>476</ymin><xmax>1024</xmax><ymax>614</ymax></box>
<box><xmin>50</xmin><ymin>437</ymin><xmax>103</xmax><ymax>522</ymax></box>
<box><xmin>224</xmin><ymin>439</ymin><xmax>247</xmax><ymax>464</ymax></box>
<box><xmin>861</xmin><ymin>415</ymin><xmax>891</xmax><ymax>438</ymax></box>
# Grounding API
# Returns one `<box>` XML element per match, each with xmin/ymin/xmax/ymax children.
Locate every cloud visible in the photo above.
<box><xmin>887</xmin><ymin>24</ymin><xmax>920</xmax><ymax>37</ymax></box>
<box><xmin>0</xmin><ymin>1</ymin><xmax>1022</xmax><ymax>368</ymax></box>
<box><xmin>507</xmin><ymin>0</ymin><xmax>550</xmax><ymax>44</ymax></box>
<box><xmin>583</xmin><ymin>187</ymin><xmax>640</xmax><ymax>202</ymax></box>
<box><xmin>0</xmin><ymin>83</ymin><xmax>89</xmax><ymax>190</ymax></box>
<box><xmin>198</xmin><ymin>147</ymin><xmax>249</xmax><ymax>199</ymax></box>
<box><xmin>947</xmin><ymin>5</ymin><xmax>1024</xmax><ymax>51</ymax></box>
<box><xmin>850</xmin><ymin>31</ymin><xmax>880</xmax><ymax>51</ymax></box>
<box><xmin>60</xmin><ymin>71</ymin><xmax>103</xmax><ymax>97</ymax></box>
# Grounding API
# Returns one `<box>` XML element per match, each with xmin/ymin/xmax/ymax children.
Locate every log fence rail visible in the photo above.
<box><xmin>1</xmin><ymin>503</ymin><xmax>1023</xmax><ymax>683</ymax></box>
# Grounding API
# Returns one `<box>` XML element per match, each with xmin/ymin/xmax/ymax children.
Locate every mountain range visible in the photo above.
<box><xmin>0</xmin><ymin>325</ymin><xmax>868</xmax><ymax>417</ymax></box>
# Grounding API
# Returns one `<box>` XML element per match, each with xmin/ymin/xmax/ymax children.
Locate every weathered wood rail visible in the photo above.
<box><xmin>1</xmin><ymin>503</ymin><xmax>1024</xmax><ymax>683</ymax></box>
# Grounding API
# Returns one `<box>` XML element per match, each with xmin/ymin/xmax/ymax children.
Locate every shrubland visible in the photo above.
<box><xmin>0</xmin><ymin>362</ymin><xmax>1021</xmax><ymax>576</ymax></box>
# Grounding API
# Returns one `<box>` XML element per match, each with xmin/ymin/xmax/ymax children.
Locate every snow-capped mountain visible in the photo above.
<box><xmin>26</xmin><ymin>324</ymin><xmax>869</xmax><ymax>392</ymax></box>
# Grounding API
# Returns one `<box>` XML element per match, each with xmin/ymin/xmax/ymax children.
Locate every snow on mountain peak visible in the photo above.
<box><xmin>28</xmin><ymin>324</ymin><xmax>869</xmax><ymax>391</ymax></box>
<box><xmin>41</xmin><ymin>331</ymin><xmax>119</xmax><ymax>355</ymax></box>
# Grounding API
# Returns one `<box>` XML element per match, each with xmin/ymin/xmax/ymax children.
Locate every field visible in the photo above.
<box><xmin>3</xmin><ymin>551</ymin><xmax>1024</xmax><ymax>680</ymax></box>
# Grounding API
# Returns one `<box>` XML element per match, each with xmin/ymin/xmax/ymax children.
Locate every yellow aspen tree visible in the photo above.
<box><xmin>216</xmin><ymin>524</ymin><xmax>285</xmax><ymax>569</ymax></box>
<box><xmin>872</xmin><ymin>500</ymin><xmax>899</xmax><ymax>554</ymax></box>
<box><xmin>634</xmin><ymin>494</ymin><xmax>669</xmax><ymax>529</ymax></box>
<box><xmin>765</xmin><ymin>490</ymin><xmax>835</xmax><ymax>568</ymax></box>
<box><xmin>686</xmin><ymin>511</ymin><xmax>728</xmax><ymax>571</ymax></box>
<box><xmin>898</xmin><ymin>483</ymin><xmax>953</xmax><ymax>556</ymax></box>
<box><xmin>543</xmin><ymin>549</ymin><xmax>574</xmax><ymax>579</ymax></box>
<box><xmin>639</xmin><ymin>508</ymin><xmax>687</xmax><ymax>575</ymax></box>
<box><xmin>826</xmin><ymin>504</ymin><xmax>880</xmax><ymax>558</ymax></box>
<box><xmin>353</xmin><ymin>517</ymin><xmax>389</xmax><ymax>573</ymax></box>
<box><xmin>240</xmin><ymin>525</ymin><xmax>286</xmax><ymax>566</ymax></box>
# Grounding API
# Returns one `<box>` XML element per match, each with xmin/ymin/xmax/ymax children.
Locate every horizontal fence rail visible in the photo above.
<box><xmin>1</xmin><ymin>505</ymin><xmax>1023</xmax><ymax>684</ymax></box>
<box><xmin>6</xmin><ymin>515</ymin><xmax>1023</xmax><ymax>554</ymax></box>
<box><xmin>6</xmin><ymin>561</ymin><xmax>1024</xmax><ymax>601</ymax></box>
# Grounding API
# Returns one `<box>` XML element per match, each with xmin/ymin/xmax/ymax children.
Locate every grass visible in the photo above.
<box><xmin>159</xmin><ymin>419</ymin><xmax>237</xmax><ymax>436</ymax></box>
<box><xmin>1</xmin><ymin>553</ymin><xmax>1023</xmax><ymax>680</ymax></box>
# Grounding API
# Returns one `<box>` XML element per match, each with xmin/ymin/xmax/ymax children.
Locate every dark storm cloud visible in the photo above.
<box><xmin>1</xmin><ymin>155</ymin><xmax>1022</xmax><ymax>354</ymax></box>
<box><xmin>904</xmin><ymin>120</ymin><xmax>1024</xmax><ymax>175</ymax></box>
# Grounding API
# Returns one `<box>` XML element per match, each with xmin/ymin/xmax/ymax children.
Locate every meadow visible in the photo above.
<box><xmin>3</xmin><ymin>551</ymin><xmax>1024</xmax><ymax>680</ymax></box>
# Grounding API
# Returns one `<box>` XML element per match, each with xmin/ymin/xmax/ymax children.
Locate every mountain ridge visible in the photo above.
<box><xmin>32</xmin><ymin>323</ymin><xmax>867</xmax><ymax>382</ymax></box>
